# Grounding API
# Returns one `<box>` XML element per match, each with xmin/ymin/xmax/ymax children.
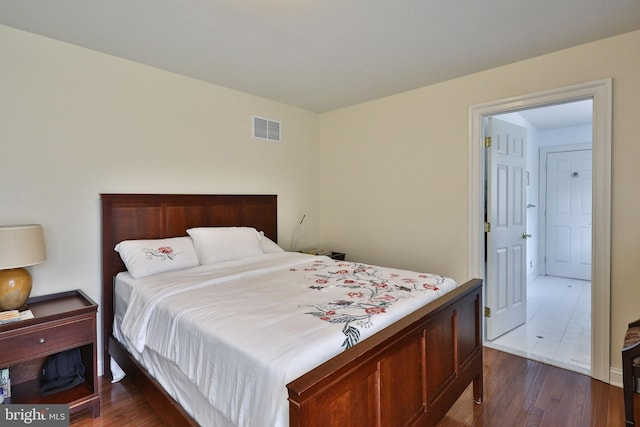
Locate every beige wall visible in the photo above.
<box><xmin>318</xmin><ymin>30</ymin><xmax>640</xmax><ymax>371</ymax></box>
<box><xmin>0</xmin><ymin>24</ymin><xmax>320</xmax><ymax>367</ymax></box>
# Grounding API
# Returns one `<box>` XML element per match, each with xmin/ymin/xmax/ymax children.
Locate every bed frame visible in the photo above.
<box><xmin>101</xmin><ymin>193</ymin><xmax>483</xmax><ymax>426</ymax></box>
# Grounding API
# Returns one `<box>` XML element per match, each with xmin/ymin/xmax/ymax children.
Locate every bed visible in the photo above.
<box><xmin>101</xmin><ymin>193</ymin><xmax>483</xmax><ymax>426</ymax></box>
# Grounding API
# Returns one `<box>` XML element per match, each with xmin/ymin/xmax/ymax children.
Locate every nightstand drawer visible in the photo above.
<box><xmin>0</xmin><ymin>317</ymin><xmax>94</xmax><ymax>365</ymax></box>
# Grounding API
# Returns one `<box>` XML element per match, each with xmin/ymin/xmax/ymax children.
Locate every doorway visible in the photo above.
<box><xmin>468</xmin><ymin>79</ymin><xmax>612</xmax><ymax>383</ymax></box>
<box><xmin>484</xmin><ymin>106</ymin><xmax>593</xmax><ymax>374</ymax></box>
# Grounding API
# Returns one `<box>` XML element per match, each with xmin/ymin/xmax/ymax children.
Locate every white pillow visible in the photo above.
<box><xmin>115</xmin><ymin>236</ymin><xmax>200</xmax><ymax>279</ymax></box>
<box><xmin>259</xmin><ymin>232</ymin><xmax>285</xmax><ymax>254</ymax></box>
<box><xmin>187</xmin><ymin>227</ymin><xmax>264</xmax><ymax>265</ymax></box>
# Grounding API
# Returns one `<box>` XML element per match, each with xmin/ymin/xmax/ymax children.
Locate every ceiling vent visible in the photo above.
<box><xmin>252</xmin><ymin>116</ymin><xmax>281</xmax><ymax>142</ymax></box>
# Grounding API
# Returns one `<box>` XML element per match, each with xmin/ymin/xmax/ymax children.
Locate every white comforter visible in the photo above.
<box><xmin>118</xmin><ymin>252</ymin><xmax>457</xmax><ymax>427</ymax></box>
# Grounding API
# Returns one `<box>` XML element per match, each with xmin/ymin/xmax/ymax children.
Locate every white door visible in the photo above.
<box><xmin>486</xmin><ymin>118</ymin><xmax>528</xmax><ymax>340</ymax></box>
<box><xmin>545</xmin><ymin>149</ymin><xmax>592</xmax><ymax>280</ymax></box>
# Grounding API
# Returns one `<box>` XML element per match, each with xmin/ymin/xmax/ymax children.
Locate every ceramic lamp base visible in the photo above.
<box><xmin>0</xmin><ymin>267</ymin><xmax>32</xmax><ymax>311</ymax></box>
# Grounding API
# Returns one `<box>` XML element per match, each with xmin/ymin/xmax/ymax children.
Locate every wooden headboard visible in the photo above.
<box><xmin>100</xmin><ymin>193</ymin><xmax>277</xmax><ymax>376</ymax></box>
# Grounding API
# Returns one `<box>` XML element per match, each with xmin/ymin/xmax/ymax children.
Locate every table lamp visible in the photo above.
<box><xmin>0</xmin><ymin>224</ymin><xmax>47</xmax><ymax>311</ymax></box>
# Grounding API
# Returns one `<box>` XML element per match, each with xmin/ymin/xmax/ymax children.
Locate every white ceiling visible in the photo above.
<box><xmin>1</xmin><ymin>0</ymin><xmax>639</xmax><ymax>115</ymax></box>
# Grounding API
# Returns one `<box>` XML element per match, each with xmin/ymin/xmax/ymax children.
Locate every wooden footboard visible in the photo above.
<box><xmin>287</xmin><ymin>278</ymin><xmax>483</xmax><ymax>427</ymax></box>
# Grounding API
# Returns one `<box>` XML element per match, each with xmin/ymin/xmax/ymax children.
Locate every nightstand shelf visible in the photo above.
<box><xmin>0</xmin><ymin>290</ymin><xmax>100</xmax><ymax>417</ymax></box>
<box><xmin>9</xmin><ymin>378</ymin><xmax>94</xmax><ymax>406</ymax></box>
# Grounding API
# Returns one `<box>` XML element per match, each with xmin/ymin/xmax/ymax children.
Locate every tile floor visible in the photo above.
<box><xmin>484</xmin><ymin>275</ymin><xmax>591</xmax><ymax>375</ymax></box>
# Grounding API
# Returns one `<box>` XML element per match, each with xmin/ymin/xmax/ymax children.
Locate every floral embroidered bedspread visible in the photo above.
<box><xmin>291</xmin><ymin>258</ymin><xmax>452</xmax><ymax>349</ymax></box>
<box><xmin>117</xmin><ymin>252</ymin><xmax>457</xmax><ymax>427</ymax></box>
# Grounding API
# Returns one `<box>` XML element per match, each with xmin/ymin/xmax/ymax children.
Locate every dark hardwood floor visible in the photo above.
<box><xmin>437</xmin><ymin>347</ymin><xmax>635</xmax><ymax>426</ymax></box>
<box><xmin>70</xmin><ymin>347</ymin><xmax>637</xmax><ymax>426</ymax></box>
<box><xmin>70</xmin><ymin>374</ymin><xmax>167</xmax><ymax>427</ymax></box>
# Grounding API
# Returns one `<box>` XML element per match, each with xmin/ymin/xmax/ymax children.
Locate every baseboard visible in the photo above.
<box><xmin>610</xmin><ymin>367</ymin><xmax>622</xmax><ymax>388</ymax></box>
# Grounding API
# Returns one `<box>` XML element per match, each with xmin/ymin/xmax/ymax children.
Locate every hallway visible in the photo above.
<box><xmin>485</xmin><ymin>275</ymin><xmax>591</xmax><ymax>374</ymax></box>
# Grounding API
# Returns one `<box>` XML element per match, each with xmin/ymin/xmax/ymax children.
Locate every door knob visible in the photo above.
<box><xmin>522</xmin><ymin>233</ymin><xmax>532</xmax><ymax>239</ymax></box>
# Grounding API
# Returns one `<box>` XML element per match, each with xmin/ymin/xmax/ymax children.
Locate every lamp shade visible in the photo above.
<box><xmin>0</xmin><ymin>224</ymin><xmax>47</xmax><ymax>269</ymax></box>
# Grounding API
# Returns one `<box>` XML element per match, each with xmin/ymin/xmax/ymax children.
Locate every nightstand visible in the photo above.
<box><xmin>0</xmin><ymin>290</ymin><xmax>100</xmax><ymax>417</ymax></box>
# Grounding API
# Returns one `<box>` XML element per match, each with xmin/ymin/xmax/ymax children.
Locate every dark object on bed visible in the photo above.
<box><xmin>623</xmin><ymin>318</ymin><xmax>640</xmax><ymax>426</ymax></box>
<box><xmin>100</xmin><ymin>193</ymin><xmax>483</xmax><ymax>426</ymax></box>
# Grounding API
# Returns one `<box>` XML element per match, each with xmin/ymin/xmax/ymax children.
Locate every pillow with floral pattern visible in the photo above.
<box><xmin>115</xmin><ymin>236</ymin><xmax>199</xmax><ymax>278</ymax></box>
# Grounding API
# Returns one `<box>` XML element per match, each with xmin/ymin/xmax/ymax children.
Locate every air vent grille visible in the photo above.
<box><xmin>253</xmin><ymin>116</ymin><xmax>281</xmax><ymax>142</ymax></box>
